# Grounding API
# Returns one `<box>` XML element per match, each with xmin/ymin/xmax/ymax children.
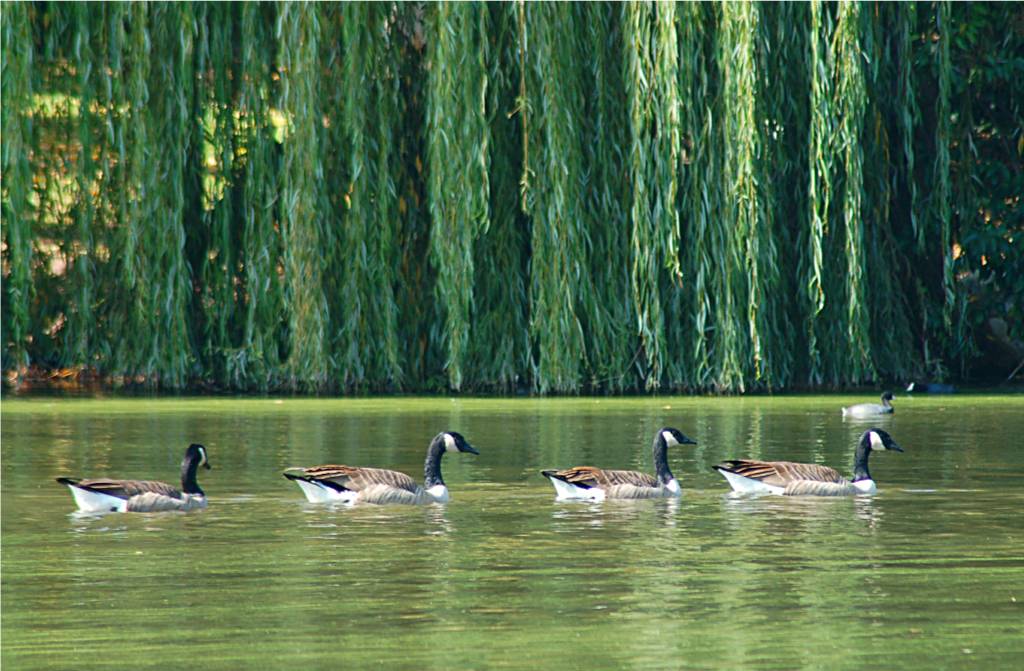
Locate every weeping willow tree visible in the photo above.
<box><xmin>625</xmin><ymin>1</ymin><xmax>680</xmax><ymax>391</ymax></box>
<box><xmin>277</xmin><ymin>2</ymin><xmax>329</xmax><ymax>389</ymax></box>
<box><xmin>521</xmin><ymin>2</ymin><xmax>587</xmax><ymax>393</ymax></box>
<box><xmin>934</xmin><ymin>0</ymin><xmax>956</xmax><ymax>343</ymax></box>
<box><xmin>834</xmin><ymin>0</ymin><xmax>874</xmax><ymax>383</ymax></box>
<box><xmin>3</xmin><ymin>1</ymin><xmax>1010</xmax><ymax>393</ymax></box>
<box><xmin>468</xmin><ymin>1</ymin><xmax>530</xmax><ymax>391</ymax></box>
<box><xmin>1</xmin><ymin>2</ymin><xmax>34</xmax><ymax>370</ymax></box>
<box><xmin>578</xmin><ymin>2</ymin><xmax>635</xmax><ymax>391</ymax></box>
<box><xmin>427</xmin><ymin>2</ymin><xmax>490</xmax><ymax>391</ymax></box>
<box><xmin>677</xmin><ymin>1</ymin><xmax>715</xmax><ymax>389</ymax></box>
<box><xmin>194</xmin><ymin>1</ymin><xmax>239</xmax><ymax>386</ymax></box>
<box><xmin>336</xmin><ymin>2</ymin><xmax>403</xmax><ymax>390</ymax></box>
<box><xmin>237</xmin><ymin>1</ymin><xmax>285</xmax><ymax>389</ymax></box>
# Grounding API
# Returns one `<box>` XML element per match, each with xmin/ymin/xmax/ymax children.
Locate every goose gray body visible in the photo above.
<box><xmin>56</xmin><ymin>444</ymin><xmax>211</xmax><ymax>513</ymax></box>
<box><xmin>541</xmin><ymin>428</ymin><xmax>697</xmax><ymax>500</ymax></box>
<box><xmin>842</xmin><ymin>392</ymin><xmax>895</xmax><ymax>418</ymax></box>
<box><xmin>713</xmin><ymin>429</ymin><xmax>903</xmax><ymax>496</ymax></box>
<box><xmin>284</xmin><ymin>431</ymin><xmax>478</xmax><ymax>505</ymax></box>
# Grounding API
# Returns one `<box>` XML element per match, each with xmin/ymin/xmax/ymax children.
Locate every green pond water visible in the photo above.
<box><xmin>2</xmin><ymin>395</ymin><xmax>1022</xmax><ymax>669</ymax></box>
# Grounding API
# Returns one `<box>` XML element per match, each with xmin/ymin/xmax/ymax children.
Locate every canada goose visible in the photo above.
<box><xmin>541</xmin><ymin>427</ymin><xmax>697</xmax><ymax>501</ymax></box>
<box><xmin>282</xmin><ymin>431</ymin><xmax>479</xmax><ymax>505</ymax></box>
<box><xmin>842</xmin><ymin>391</ymin><xmax>895</xmax><ymax>418</ymax></box>
<box><xmin>56</xmin><ymin>443</ymin><xmax>211</xmax><ymax>513</ymax></box>
<box><xmin>906</xmin><ymin>381</ymin><xmax>956</xmax><ymax>394</ymax></box>
<box><xmin>713</xmin><ymin>429</ymin><xmax>903</xmax><ymax>496</ymax></box>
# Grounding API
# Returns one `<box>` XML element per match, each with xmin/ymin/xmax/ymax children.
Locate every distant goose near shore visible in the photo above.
<box><xmin>283</xmin><ymin>431</ymin><xmax>478</xmax><ymax>505</ymax></box>
<box><xmin>541</xmin><ymin>428</ymin><xmax>697</xmax><ymax>501</ymax></box>
<box><xmin>713</xmin><ymin>429</ymin><xmax>903</xmax><ymax>496</ymax></box>
<box><xmin>842</xmin><ymin>391</ymin><xmax>895</xmax><ymax>418</ymax></box>
<box><xmin>56</xmin><ymin>443</ymin><xmax>211</xmax><ymax>513</ymax></box>
<box><xmin>906</xmin><ymin>382</ymin><xmax>956</xmax><ymax>394</ymax></box>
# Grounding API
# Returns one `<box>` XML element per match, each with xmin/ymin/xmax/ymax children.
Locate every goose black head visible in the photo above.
<box><xmin>863</xmin><ymin>429</ymin><xmax>902</xmax><ymax>452</ymax></box>
<box><xmin>881</xmin><ymin>391</ymin><xmax>895</xmax><ymax>402</ymax></box>
<box><xmin>187</xmin><ymin>443</ymin><xmax>212</xmax><ymax>470</ymax></box>
<box><xmin>658</xmin><ymin>427</ymin><xmax>698</xmax><ymax>448</ymax></box>
<box><xmin>439</xmin><ymin>431</ymin><xmax>479</xmax><ymax>455</ymax></box>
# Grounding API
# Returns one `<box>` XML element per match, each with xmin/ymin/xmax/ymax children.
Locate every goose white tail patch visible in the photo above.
<box><xmin>293</xmin><ymin>479</ymin><xmax>355</xmax><ymax>504</ymax></box>
<box><xmin>545</xmin><ymin>475</ymin><xmax>606</xmax><ymax>501</ymax></box>
<box><xmin>716</xmin><ymin>469</ymin><xmax>784</xmax><ymax>495</ymax></box>
<box><xmin>65</xmin><ymin>485</ymin><xmax>128</xmax><ymax>513</ymax></box>
<box><xmin>661</xmin><ymin>430</ymin><xmax>679</xmax><ymax>447</ymax></box>
<box><xmin>443</xmin><ymin>433</ymin><xmax>456</xmax><ymax>453</ymax></box>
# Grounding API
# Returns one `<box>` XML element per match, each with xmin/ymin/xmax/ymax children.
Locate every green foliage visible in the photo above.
<box><xmin>427</xmin><ymin>2</ymin><xmax>490</xmax><ymax>391</ymax></box>
<box><xmin>1</xmin><ymin>2</ymin><xmax>34</xmax><ymax>369</ymax></box>
<box><xmin>522</xmin><ymin>2</ymin><xmax>586</xmax><ymax>393</ymax></box>
<box><xmin>626</xmin><ymin>1</ymin><xmax>678</xmax><ymax>390</ymax></box>
<box><xmin>834</xmin><ymin>0</ymin><xmax>874</xmax><ymax>383</ymax></box>
<box><xmin>2</xmin><ymin>1</ymin><xmax>1019</xmax><ymax>392</ymax></box>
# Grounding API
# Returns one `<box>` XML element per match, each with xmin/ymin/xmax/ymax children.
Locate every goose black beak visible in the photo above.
<box><xmin>683</xmin><ymin>437</ymin><xmax>698</xmax><ymax>446</ymax></box>
<box><xmin>203</xmin><ymin>461</ymin><xmax>212</xmax><ymax>469</ymax></box>
<box><xmin>462</xmin><ymin>444</ymin><xmax>480</xmax><ymax>455</ymax></box>
<box><xmin>889</xmin><ymin>443</ymin><xmax>904</xmax><ymax>453</ymax></box>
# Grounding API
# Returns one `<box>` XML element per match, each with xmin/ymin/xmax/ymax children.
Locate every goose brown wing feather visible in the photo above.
<box><xmin>597</xmin><ymin>469</ymin><xmax>659</xmax><ymax>488</ymax></box>
<box><xmin>718</xmin><ymin>460</ymin><xmax>844</xmax><ymax>486</ymax></box>
<box><xmin>550</xmin><ymin>467</ymin><xmax>658</xmax><ymax>489</ymax></box>
<box><xmin>74</xmin><ymin>478</ymin><xmax>182</xmax><ymax>501</ymax></box>
<box><xmin>300</xmin><ymin>465</ymin><xmax>418</xmax><ymax>493</ymax></box>
<box><xmin>547</xmin><ymin>466</ymin><xmax>603</xmax><ymax>488</ymax></box>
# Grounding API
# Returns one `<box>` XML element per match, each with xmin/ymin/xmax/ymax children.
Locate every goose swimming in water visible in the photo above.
<box><xmin>842</xmin><ymin>391</ymin><xmax>895</xmax><ymax>418</ymax></box>
<box><xmin>541</xmin><ymin>427</ymin><xmax>697</xmax><ymax>501</ymax></box>
<box><xmin>56</xmin><ymin>443</ymin><xmax>211</xmax><ymax>513</ymax></box>
<box><xmin>283</xmin><ymin>431</ymin><xmax>478</xmax><ymax>505</ymax></box>
<box><xmin>713</xmin><ymin>429</ymin><xmax>903</xmax><ymax>496</ymax></box>
<box><xmin>906</xmin><ymin>382</ymin><xmax>956</xmax><ymax>394</ymax></box>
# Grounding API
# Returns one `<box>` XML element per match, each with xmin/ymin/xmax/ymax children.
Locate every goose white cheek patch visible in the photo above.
<box><xmin>443</xmin><ymin>434</ymin><xmax>457</xmax><ymax>453</ymax></box>
<box><xmin>662</xmin><ymin>430</ymin><xmax>679</xmax><ymax>447</ymax></box>
<box><xmin>868</xmin><ymin>431</ymin><xmax>884</xmax><ymax>450</ymax></box>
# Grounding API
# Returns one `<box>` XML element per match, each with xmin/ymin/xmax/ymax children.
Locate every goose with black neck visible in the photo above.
<box><xmin>713</xmin><ymin>429</ymin><xmax>904</xmax><ymax>496</ymax></box>
<box><xmin>56</xmin><ymin>443</ymin><xmax>211</xmax><ymax>513</ymax></box>
<box><xmin>283</xmin><ymin>431</ymin><xmax>479</xmax><ymax>505</ymax></box>
<box><xmin>541</xmin><ymin>427</ymin><xmax>698</xmax><ymax>500</ymax></box>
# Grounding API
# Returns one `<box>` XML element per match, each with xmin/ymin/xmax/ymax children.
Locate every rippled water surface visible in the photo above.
<box><xmin>3</xmin><ymin>395</ymin><xmax>1022</xmax><ymax>669</ymax></box>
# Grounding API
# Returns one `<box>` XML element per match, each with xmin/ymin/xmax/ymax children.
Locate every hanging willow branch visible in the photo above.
<box><xmin>277</xmin><ymin>1</ymin><xmax>328</xmax><ymax>390</ymax></box>
<box><xmin>64</xmin><ymin>3</ymin><xmax>96</xmax><ymax>368</ymax></box>
<box><xmin>195</xmin><ymin>1</ymin><xmax>239</xmax><ymax>385</ymax></box>
<box><xmin>721</xmin><ymin>1</ymin><xmax>779</xmax><ymax>389</ymax></box>
<box><xmin>625</xmin><ymin>1</ymin><xmax>679</xmax><ymax>390</ymax></box>
<box><xmin>934</xmin><ymin>0</ymin><xmax>954</xmax><ymax>335</ymax></box>
<box><xmin>237</xmin><ymin>2</ymin><xmax>285</xmax><ymax>389</ymax></box>
<box><xmin>578</xmin><ymin>2</ymin><xmax>634</xmax><ymax>391</ymax></box>
<box><xmin>523</xmin><ymin>2</ymin><xmax>586</xmax><ymax>393</ymax></box>
<box><xmin>427</xmin><ymin>2</ymin><xmax>490</xmax><ymax>391</ymax></box>
<box><xmin>678</xmin><ymin>1</ymin><xmax>714</xmax><ymax>389</ymax></box>
<box><xmin>834</xmin><ymin>0</ymin><xmax>874</xmax><ymax>382</ymax></box>
<box><xmin>805</xmin><ymin>0</ymin><xmax>833</xmax><ymax>385</ymax></box>
<box><xmin>336</xmin><ymin>3</ymin><xmax>404</xmax><ymax>390</ymax></box>
<box><xmin>1</xmin><ymin>2</ymin><xmax>35</xmax><ymax>370</ymax></box>
<box><xmin>468</xmin><ymin>2</ymin><xmax>530</xmax><ymax>391</ymax></box>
